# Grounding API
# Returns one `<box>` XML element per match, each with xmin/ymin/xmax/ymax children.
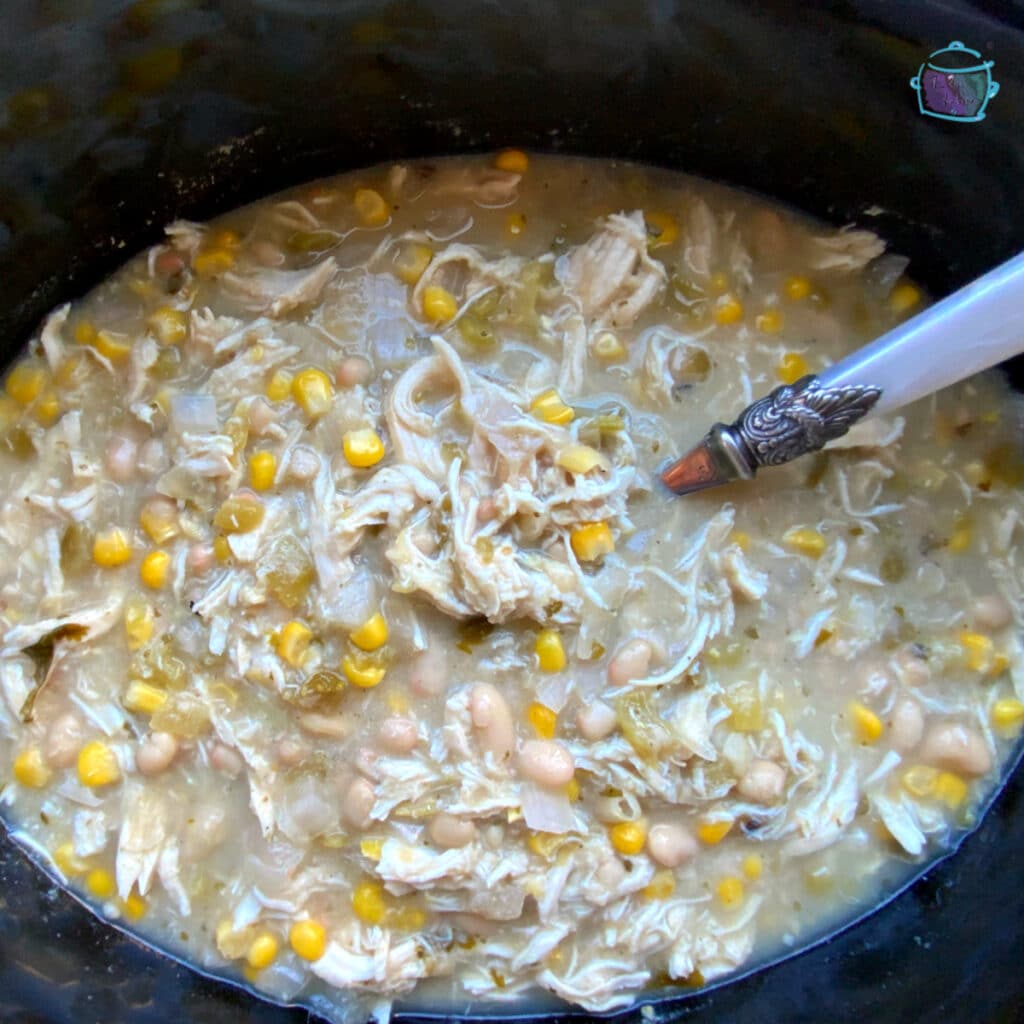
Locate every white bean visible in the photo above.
<box><xmin>893</xmin><ymin>645</ymin><xmax>930</xmax><ymax>688</ymax></box>
<box><xmin>275</xmin><ymin>737</ymin><xmax>307</xmax><ymax>766</ymax></box>
<box><xmin>920</xmin><ymin>721</ymin><xmax>992</xmax><ymax>777</ymax></box>
<box><xmin>298</xmin><ymin>712</ymin><xmax>351</xmax><ymax>739</ymax></box>
<box><xmin>890</xmin><ymin>699</ymin><xmax>924</xmax><ymax>753</ymax></box>
<box><xmin>378</xmin><ymin>716</ymin><xmax>419</xmax><ymax>754</ymax></box>
<box><xmin>469</xmin><ymin>683</ymin><xmax>514</xmax><ymax>762</ymax></box>
<box><xmin>595</xmin><ymin>857</ymin><xmax>626</xmax><ymax>891</ymax></box>
<box><xmin>518</xmin><ymin>740</ymin><xmax>575</xmax><ymax>787</ymax></box>
<box><xmin>137</xmin><ymin>438</ymin><xmax>167</xmax><ymax>475</ymax></box>
<box><xmin>136</xmin><ymin>732</ymin><xmax>179</xmax><ymax>777</ymax></box>
<box><xmin>182</xmin><ymin>803</ymin><xmax>226</xmax><ymax>862</ymax></box>
<box><xmin>45</xmin><ymin>713</ymin><xmax>82</xmax><ymax>768</ymax></box>
<box><xmin>736</xmin><ymin>759</ymin><xmax>787</xmax><ymax>803</ymax></box>
<box><xmin>411</xmin><ymin>649</ymin><xmax>448</xmax><ymax>697</ymax></box>
<box><xmin>428</xmin><ymin>813</ymin><xmax>477</xmax><ymax>849</ymax></box>
<box><xmin>187</xmin><ymin>542</ymin><xmax>215</xmax><ymax>574</ymax></box>
<box><xmin>286</xmin><ymin>446</ymin><xmax>320</xmax><ymax>483</ymax></box>
<box><xmin>209</xmin><ymin>742</ymin><xmax>244</xmax><ymax>777</ymax></box>
<box><xmin>607</xmin><ymin>639</ymin><xmax>652</xmax><ymax>688</ymax></box>
<box><xmin>104</xmin><ymin>436</ymin><xmax>138</xmax><ymax>482</ymax></box>
<box><xmin>577</xmin><ymin>700</ymin><xmax>617</xmax><ymax>742</ymax></box>
<box><xmin>647</xmin><ymin>823</ymin><xmax>698</xmax><ymax>868</ymax></box>
<box><xmin>342</xmin><ymin>776</ymin><xmax>375</xmax><ymax>828</ymax></box>
<box><xmin>336</xmin><ymin>355</ymin><xmax>372</xmax><ymax>389</ymax></box>
<box><xmin>973</xmin><ymin>594</ymin><xmax>1011</xmax><ymax>631</ymax></box>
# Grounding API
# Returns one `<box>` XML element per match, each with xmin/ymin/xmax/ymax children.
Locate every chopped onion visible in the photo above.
<box><xmin>520</xmin><ymin>780</ymin><xmax>574</xmax><ymax>834</ymax></box>
<box><xmin>170</xmin><ymin>393</ymin><xmax>218</xmax><ymax>433</ymax></box>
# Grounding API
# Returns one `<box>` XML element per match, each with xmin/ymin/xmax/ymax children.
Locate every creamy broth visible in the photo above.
<box><xmin>0</xmin><ymin>153</ymin><xmax>1022</xmax><ymax>1018</ymax></box>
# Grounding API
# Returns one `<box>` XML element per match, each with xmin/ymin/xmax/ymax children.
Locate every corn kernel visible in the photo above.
<box><xmin>528</xmin><ymin>701</ymin><xmax>557</xmax><ymax>739</ymax></box>
<box><xmin>901</xmin><ymin>764</ymin><xmax>939</xmax><ymax>799</ymax></box>
<box><xmin>138</xmin><ymin>498</ymin><xmax>178</xmax><ymax>544</ymax></box>
<box><xmin>494</xmin><ymin>149</ymin><xmax>529</xmax><ymax>174</ymax></box>
<box><xmin>755</xmin><ymin>308</ymin><xmax>783</xmax><ymax>334</ymax></box>
<box><xmin>992</xmin><ymin>699</ymin><xmax>1024</xmax><ymax>736</ymax></box>
<box><xmin>360</xmin><ymin>838</ymin><xmax>384</xmax><ymax>860</ymax></box>
<box><xmin>6</xmin><ymin>361</ymin><xmax>48</xmax><ymax>406</ymax></box>
<box><xmin>139</xmin><ymin>550</ymin><xmax>171</xmax><ymax>589</ymax></box>
<box><xmin>422</xmin><ymin>285</ymin><xmax>458</xmax><ymax>322</ymax></box>
<box><xmin>848</xmin><ymin>701</ymin><xmax>883</xmax><ymax>744</ymax></box>
<box><xmin>394</xmin><ymin>243</ymin><xmax>433</xmax><ymax>285</ymax></box>
<box><xmin>33</xmin><ymin>391</ymin><xmax>60</xmax><ymax>426</ymax></box>
<box><xmin>386</xmin><ymin>690</ymin><xmax>409</xmax><ymax>714</ymax></box>
<box><xmin>535</xmin><ymin>630</ymin><xmax>566</xmax><ymax>673</ymax></box>
<box><xmin>777</xmin><ymin>352</ymin><xmax>810</xmax><ymax>385</ymax></box>
<box><xmin>697</xmin><ymin>819</ymin><xmax>733</xmax><ymax>845</ymax></box>
<box><xmin>645</xmin><ymin>212</ymin><xmax>679</xmax><ymax>249</ymax></box>
<box><xmin>716</xmin><ymin>876</ymin><xmax>745</xmax><ymax>908</ymax></box>
<box><xmin>725</xmin><ymin>684</ymin><xmax>762</xmax><ymax>732</ymax></box>
<box><xmin>783</xmin><ymin>526</ymin><xmax>826</xmax><ymax>559</ymax></box>
<box><xmin>712</xmin><ymin>293</ymin><xmax>743</xmax><ymax>325</ymax></box>
<box><xmin>123</xmin><ymin>680</ymin><xmax>168</xmax><ymax>715</ymax></box>
<box><xmin>246</xmin><ymin>932</ymin><xmax>278</xmax><ymax>971</ymax></box>
<box><xmin>266</xmin><ymin>370</ymin><xmax>292</xmax><ymax>402</ymax></box>
<box><xmin>556</xmin><ymin>444</ymin><xmax>609</xmax><ymax>475</ymax></box>
<box><xmin>290</xmin><ymin>919</ymin><xmax>327</xmax><ymax>961</ymax></box>
<box><xmin>210</xmin><ymin>227</ymin><xmax>241</xmax><ymax>249</ymax></box>
<box><xmin>570</xmin><ymin>521</ymin><xmax>615</xmax><ymax>562</ymax></box>
<box><xmin>390</xmin><ymin>905</ymin><xmax>427</xmax><ymax>931</ymax></box>
<box><xmin>213</xmin><ymin>536</ymin><xmax>232</xmax><ymax>562</ymax></box>
<box><xmin>731</xmin><ymin>530</ymin><xmax>751</xmax><ymax>551</ymax></box>
<box><xmin>291</xmin><ymin>368</ymin><xmax>334</xmax><ymax>418</ymax></box>
<box><xmin>353</xmin><ymin>187</ymin><xmax>389</xmax><ymax>227</ymax></box>
<box><xmin>530</xmin><ymin>388</ymin><xmax>574</xmax><ymax>425</ymax></box>
<box><xmin>934</xmin><ymin>771</ymin><xmax>968</xmax><ymax>810</ymax></box>
<box><xmin>352</xmin><ymin>880</ymin><xmax>387</xmax><ymax>924</ymax></box>
<box><xmin>214</xmin><ymin>493</ymin><xmax>264</xmax><ymax>534</ymax></box>
<box><xmin>742</xmin><ymin>853</ymin><xmax>763</xmax><ymax>880</ymax></box>
<box><xmin>249</xmin><ymin>451</ymin><xmax>277</xmax><ymax>492</ymax></box>
<box><xmin>147</xmin><ymin>306</ymin><xmax>188</xmax><ymax>345</ymax></box>
<box><xmin>351</xmin><ymin>612</ymin><xmax>388</xmax><ymax>652</ymax></box>
<box><xmin>709</xmin><ymin>272</ymin><xmax>730</xmax><ymax>294</ymax></box>
<box><xmin>592</xmin><ymin>331</ymin><xmax>626</xmax><ymax>361</ymax></box>
<box><xmin>343</xmin><ymin>428</ymin><xmax>385</xmax><ymax>469</ymax></box>
<box><xmin>93</xmin><ymin>528</ymin><xmax>133</xmax><ymax>568</ymax></box>
<box><xmin>92</xmin><ymin>330</ymin><xmax>132</xmax><ymax>361</ymax></box>
<box><xmin>74</xmin><ymin>321</ymin><xmax>97</xmax><ymax>346</ymax></box>
<box><xmin>78</xmin><ymin>741</ymin><xmax>121</xmax><ymax>788</ymax></box>
<box><xmin>193</xmin><ymin>247</ymin><xmax>235</xmax><ymax>277</ymax></box>
<box><xmin>53</xmin><ymin>841</ymin><xmax>88</xmax><ymax>876</ymax></box>
<box><xmin>784</xmin><ymin>275</ymin><xmax>812</xmax><ymax>301</ymax></box>
<box><xmin>13</xmin><ymin>747</ymin><xmax>50</xmax><ymax>788</ymax></box>
<box><xmin>947</xmin><ymin>524</ymin><xmax>972</xmax><ymax>554</ymax></box>
<box><xmin>959</xmin><ymin>631</ymin><xmax>994</xmax><ymax>673</ymax></box>
<box><xmin>565</xmin><ymin>777</ymin><xmax>580</xmax><ymax>801</ymax></box>
<box><xmin>642</xmin><ymin>869</ymin><xmax>676</xmax><ymax>900</ymax></box>
<box><xmin>123</xmin><ymin>891</ymin><xmax>148</xmax><ymax>920</ymax></box>
<box><xmin>275</xmin><ymin>620</ymin><xmax>313</xmax><ymax>668</ymax></box>
<box><xmin>889</xmin><ymin>282</ymin><xmax>921</xmax><ymax>315</ymax></box>
<box><xmin>342</xmin><ymin>654</ymin><xmax>386</xmax><ymax>689</ymax></box>
<box><xmin>84</xmin><ymin>868</ymin><xmax>116</xmax><ymax>900</ymax></box>
<box><xmin>609</xmin><ymin>820</ymin><xmax>647</xmax><ymax>856</ymax></box>
<box><xmin>506</xmin><ymin>212</ymin><xmax>527</xmax><ymax>236</ymax></box>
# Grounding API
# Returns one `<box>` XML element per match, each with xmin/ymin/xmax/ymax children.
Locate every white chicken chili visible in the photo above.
<box><xmin>0</xmin><ymin>152</ymin><xmax>1022</xmax><ymax>1018</ymax></box>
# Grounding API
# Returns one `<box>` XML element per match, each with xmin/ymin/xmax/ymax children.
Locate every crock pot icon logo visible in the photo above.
<box><xmin>910</xmin><ymin>41</ymin><xmax>999</xmax><ymax>122</ymax></box>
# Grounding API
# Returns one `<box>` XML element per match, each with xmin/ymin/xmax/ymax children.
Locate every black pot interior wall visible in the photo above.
<box><xmin>1</xmin><ymin>2</ymin><xmax>1023</xmax><ymax>1022</ymax></box>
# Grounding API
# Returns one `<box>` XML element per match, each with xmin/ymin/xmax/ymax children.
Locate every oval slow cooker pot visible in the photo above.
<box><xmin>2</xmin><ymin>2</ymin><xmax>1023</xmax><ymax>1022</ymax></box>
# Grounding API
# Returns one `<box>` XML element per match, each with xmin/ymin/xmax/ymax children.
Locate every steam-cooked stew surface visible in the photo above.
<box><xmin>1</xmin><ymin>154</ymin><xmax>1022</xmax><ymax>1016</ymax></box>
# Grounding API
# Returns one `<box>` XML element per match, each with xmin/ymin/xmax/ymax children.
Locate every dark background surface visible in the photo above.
<box><xmin>1</xmin><ymin>2</ymin><xmax>1023</xmax><ymax>1022</ymax></box>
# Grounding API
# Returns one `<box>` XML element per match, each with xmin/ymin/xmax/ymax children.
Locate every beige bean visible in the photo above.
<box><xmin>893</xmin><ymin>645</ymin><xmax>930</xmax><ymax>688</ymax></box>
<box><xmin>45</xmin><ymin>713</ymin><xmax>82</xmax><ymax>768</ymax></box>
<box><xmin>209</xmin><ymin>742</ymin><xmax>244</xmax><ymax>778</ymax></box>
<box><xmin>518</xmin><ymin>740</ymin><xmax>575</xmax><ymax>787</ymax></box>
<box><xmin>411</xmin><ymin>649</ymin><xmax>448</xmax><ymax>697</ymax></box>
<box><xmin>607</xmin><ymin>639</ymin><xmax>652</xmax><ymax>688</ymax></box>
<box><xmin>920</xmin><ymin>721</ymin><xmax>992</xmax><ymax>777</ymax></box>
<box><xmin>136</xmin><ymin>732</ymin><xmax>179</xmax><ymax>777</ymax></box>
<box><xmin>187</xmin><ymin>542</ymin><xmax>214</xmax><ymax>574</ymax></box>
<box><xmin>576</xmin><ymin>700</ymin><xmax>617</xmax><ymax>742</ymax></box>
<box><xmin>336</xmin><ymin>355</ymin><xmax>372</xmax><ymax>389</ymax></box>
<box><xmin>104</xmin><ymin>436</ymin><xmax>138</xmax><ymax>482</ymax></box>
<box><xmin>251</xmin><ymin>239</ymin><xmax>286</xmax><ymax>266</ymax></box>
<box><xmin>298</xmin><ymin>712</ymin><xmax>351</xmax><ymax>739</ymax></box>
<box><xmin>737</xmin><ymin>759</ymin><xmax>787</xmax><ymax>803</ymax></box>
<box><xmin>477</xmin><ymin>497</ymin><xmax>498</xmax><ymax>523</ymax></box>
<box><xmin>595</xmin><ymin>856</ymin><xmax>626</xmax><ymax>891</ymax></box>
<box><xmin>428</xmin><ymin>812</ymin><xmax>477</xmax><ymax>849</ymax></box>
<box><xmin>182</xmin><ymin>803</ymin><xmax>226</xmax><ymax>862</ymax></box>
<box><xmin>469</xmin><ymin>683</ymin><xmax>514</xmax><ymax>762</ymax></box>
<box><xmin>973</xmin><ymin>594</ymin><xmax>1012</xmax><ymax>632</ymax></box>
<box><xmin>342</xmin><ymin>776</ymin><xmax>376</xmax><ymax>829</ymax></box>
<box><xmin>890</xmin><ymin>699</ymin><xmax>924</xmax><ymax>753</ymax></box>
<box><xmin>378</xmin><ymin>716</ymin><xmax>419</xmax><ymax>754</ymax></box>
<box><xmin>647</xmin><ymin>823</ymin><xmax>698</xmax><ymax>868</ymax></box>
<box><xmin>275</xmin><ymin>737</ymin><xmax>308</xmax><ymax>766</ymax></box>
<box><xmin>286</xmin><ymin>447</ymin><xmax>320</xmax><ymax>483</ymax></box>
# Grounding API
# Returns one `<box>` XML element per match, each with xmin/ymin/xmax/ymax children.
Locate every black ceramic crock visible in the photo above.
<box><xmin>1</xmin><ymin>2</ymin><xmax>1023</xmax><ymax>1022</ymax></box>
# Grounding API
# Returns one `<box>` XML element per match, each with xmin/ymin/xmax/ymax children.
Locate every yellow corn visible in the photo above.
<box><xmin>213</xmin><ymin>536</ymin><xmax>232</xmax><ymax>563</ymax></box>
<box><xmin>959</xmin><ymin>630</ymin><xmax>993</xmax><ymax>673</ymax></box>
<box><xmin>394</xmin><ymin>243</ymin><xmax>433</xmax><ymax>285</ymax></box>
<box><xmin>266</xmin><ymin>370</ymin><xmax>292</xmax><ymax>402</ymax></box>
<box><xmin>33</xmin><ymin>391</ymin><xmax>60</xmax><ymax>426</ymax></box>
<box><xmin>213</xmin><ymin>493</ymin><xmax>264</xmax><ymax>534</ymax></box>
<box><xmin>535</xmin><ymin>630</ymin><xmax>566</xmax><ymax>673</ymax></box>
<box><xmin>123</xmin><ymin>680</ymin><xmax>167</xmax><ymax>715</ymax></box>
<box><xmin>783</xmin><ymin>526</ymin><xmax>826</xmax><ymax>559</ymax></box>
<box><xmin>6</xmin><ymin>361</ymin><xmax>48</xmax><ymax>406</ymax></box>
<box><xmin>386</xmin><ymin>690</ymin><xmax>409</xmax><ymax>714</ymax></box>
<box><xmin>342</xmin><ymin>428</ymin><xmax>385</xmax><ymax>469</ymax></box>
<box><xmin>992</xmin><ymin>699</ymin><xmax>1024</xmax><ymax>736</ymax></box>
<box><xmin>642</xmin><ymin>869</ymin><xmax>677</xmax><ymax>900</ymax></box>
<box><xmin>85</xmin><ymin>868</ymin><xmax>116</xmax><ymax>900</ymax></box>
<box><xmin>354</xmin><ymin>188</ymin><xmax>389</xmax><ymax>227</ymax></box>
<box><xmin>123</xmin><ymin>892</ymin><xmax>148</xmax><ymax>921</ymax></box>
<box><xmin>360</xmin><ymin>838</ymin><xmax>384</xmax><ymax>860</ymax></box>
<box><xmin>341</xmin><ymin>654</ymin><xmax>386</xmax><ymax>688</ymax></box>
<box><xmin>901</xmin><ymin>764</ymin><xmax>939</xmax><ymax>799</ymax></box>
<box><xmin>246</xmin><ymin>932</ymin><xmax>278</xmax><ymax>971</ymax></box>
<box><xmin>947</xmin><ymin>523</ymin><xmax>972</xmax><ymax>554</ymax></box>
<box><xmin>731</xmin><ymin>530</ymin><xmax>751</xmax><ymax>551</ymax></box>
<box><xmin>139</xmin><ymin>498</ymin><xmax>178</xmax><ymax>544</ymax></box>
<box><xmin>390</xmin><ymin>905</ymin><xmax>427</xmax><ymax>931</ymax></box>
<box><xmin>848</xmin><ymin>701</ymin><xmax>883</xmax><ymax>744</ymax></box>
<box><xmin>209</xmin><ymin>227</ymin><xmax>240</xmax><ymax>249</ymax></box>
<box><xmin>742</xmin><ymin>853</ymin><xmax>763</xmax><ymax>880</ymax></box>
<box><xmin>716</xmin><ymin>876</ymin><xmax>745</xmax><ymax>908</ymax></box>
<box><xmin>697</xmin><ymin>819</ymin><xmax>733</xmax><ymax>845</ymax></box>
<box><xmin>291</xmin><ymin>368</ymin><xmax>334</xmax><ymax>417</ymax></box>
<box><xmin>147</xmin><ymin>306</ymin><xmax>188</xmax><ymax>345</ymax></box>
<box><xmin>351</xmin><ymin>612</ymin><xmax>388</xmax><ymax>652</ymax></box>
<box><xmin>77</xmin><ymin>741</ymin><xmax>121</xmax><ymax>788</ymax></box>
<box><xmin>193</xmin><ymin>247</ymin><xmax>235</xmax><ymax>277</ymax></box>
<box><xmin>777</xmin><ymin>352</ymin><xmax>810</xmax><ymax>385</ymax></box>
<box><xmin>556</xmin><ymin>444</ymin><xmax>609</xmax><ymax>475</ymax></box>
<box><xmin>494</xmin><ymin>149</ymin><xmax>529</xmax><ymax>174</ymax></box>
<box><xmin>352</xmin><ymin>880</ymin><xmax>387</xmax><ymax>924</ymax></box>
<box><xmin>422</xmin><ymin>285</ymin><xmax>458</xmax><ymax>323</ymax></box>
<box><xmin>290</xmin><ymin>919</ymin><xmax>327</xmax><ymax>961</ymax></box>
<box><xmin>13</xmin><ymin>747</ymin><xmax>51</xmax><ymax>788</ymax></box>
<box><xmin>139</xmin><ymin>550</ymin><xmax>171</xmax><ymax>589</ymax></box>
<box><xmin>784</xmin><ymin>275</ymin><xmax>812</xmax><ymax>301</ymax></box>
<box><xmin>755</xmin><ymin>308</ymin><xmax>784</xmax><ymax>334</ymax></box>
<box><xmin>712</xmin><ymin>294</ymin><xmax>743</xmax><ymax>325</ymax></box>
<box><xmin>889</xmin><ymin>282</ymin><xmax>921</xmax><ymax>315</ymax></box>
<box><xmin>708</xmin><ymin>272</ymin><xmax>728</xmax><ymax>294</ymax></box>
<box><xmin>275</xmin><ymin>620</ymin><xmax>313</xmax><ymax>667</ymax></box>
<box><xmin>53</xmin><ymin>842</ymin><xmax>88</xmax><ymax>876</ymax></box>
<box><xmin>725</xmin><ymin>684</ymin><xmax>763</xmax><ymax>732</ymax></box>
<box><xmin>249</xmin><ymin>451</ymin><xmax>277</xmax><ymax>492</ymax></box>
<box><xmin>645</xmin><ymin>212</ymin><xmax>679</xmax><ymax>249</ymax></box>
<box><xmin>92</xmin><ymin>330</ymin><xmax>132</xmax><ymax>361</ymax></box>
<box><xmin>506</xmin><ymin>212</ymin><xmax>527</xmax><ymax>237</ymax></box>
<box><xmin>565</xmin><ymin>776</ymin><xmax>580</xmax><ymax>801</ymax></box>
<box><xmin>609</xmin><ymin>820</ymin><xmax>647</xmax><ymax>856</ymax></box>
<box><xmin>528</xmin><ymin>701</ymin><xmax>557</xmax><ymax>739</ymax></box>
<box><xmin>529</xmin><ymin>388</ymin><xmax>574</xmax><ymax>425</ymax></box>
<box><xmin>74</xmin><ymin>321</ymin><xmax>97</xmax><ymax>346</ymax></box>
<box><xmin>570</xmin><ymin>521</ymin><xmax>615</xmax><ymax>562</ymax></box>
<box><xmin>93</xmin><ymin>528</ymin><xmax>133</xmax><ymax>568</ymax></box>
<box><xmin>934</xmin><ymin>771</ymin><xmax>968</xmax><ymax>810</ymax></box>
<box><xmin>123</xmin><ymin>598</ymin><xmax>154</xmax><ymax>650</ymax></box>
<box><xmin>592</xmin><ymin>331</ymin><xmax>626</xmax><ymax>361</ymax></box>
